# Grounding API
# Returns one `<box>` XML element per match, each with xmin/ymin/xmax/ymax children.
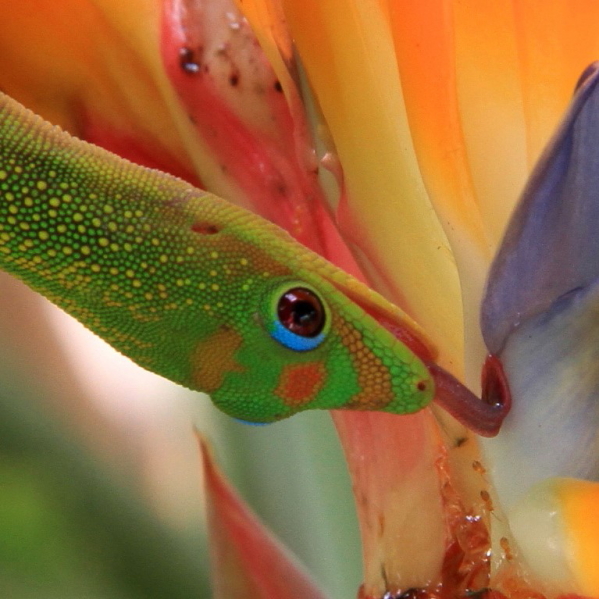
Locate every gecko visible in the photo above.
<box><xmin>0</xmin><ymin>92</ymin><xmax>509</xmax><ymax>436</ymax></box>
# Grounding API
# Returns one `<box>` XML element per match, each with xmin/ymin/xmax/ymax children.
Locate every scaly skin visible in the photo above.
<box><xmin>0</xmin><ymin>92</ymin><xmax>437</xmax><ymax>423</ymax></box>
<box><xmin>0</xmin><ymin>92</ymin><xmax>510</xmax><ymax>434</ymax></box>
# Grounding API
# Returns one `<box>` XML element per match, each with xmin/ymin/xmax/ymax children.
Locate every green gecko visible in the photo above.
<box><xmin>0</xmin><ymin>92</ymin><xmax>509</xmax><ymax>436</ymax></box>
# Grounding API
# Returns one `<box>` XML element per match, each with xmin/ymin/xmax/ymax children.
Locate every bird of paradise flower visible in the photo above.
<box><xmin>0</xmin><ymin>1</ymin><xmax>597</xmax><ymax>598</ymax></box>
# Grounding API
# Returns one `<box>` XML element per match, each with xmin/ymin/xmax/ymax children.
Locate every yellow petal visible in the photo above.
<box><xmin>334</xmin><ymin>411</ymin><xmax>447</xmax><ymax>593</ymax></box>
<box><xmin>509</xmin><ymin>478</ymin><xmax>599</xmax><ymax>596</ymax></box>
<box><xmin>281</xmin><ymin>0</ymin><xmax>463</xmax><ymax>366</ymax></box>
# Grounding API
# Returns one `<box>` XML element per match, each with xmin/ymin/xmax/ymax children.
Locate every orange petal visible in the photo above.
<box><xmin>0</xmin><ymin>0</ymin><xmax>198</xmax><ymax>183</ymax></box>
<box><xmin>385</xmin><ymin>0</ymin><xmax>498</xmax><ymax>370</ymax></box>
<box><xmin>386</xmin><ymin>0</ymin><xmax>490</xmax><ymax>257</ymax></box>
<box><xmin>512</xmin><ymin>3</ymin><xmax>599</xmax><ymax>166</ymax></box>
<box><xmin>199</xmin><ymin>436</ymin><xmax>329</xmax><ymax>599</ymax></box>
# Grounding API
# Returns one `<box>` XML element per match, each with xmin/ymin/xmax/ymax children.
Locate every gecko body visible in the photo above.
<box><xmin>0</xmin><ymin>93</ymin><xmax>509</xmax><ymax>434</ymax></box>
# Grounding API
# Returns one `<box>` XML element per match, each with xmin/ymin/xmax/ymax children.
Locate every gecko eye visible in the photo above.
<box><xmin>277</xmin><ymin>288</ymin><xmax>325</xmax><ymax>337</ymax></box>
<box><xmin>267</xmin><ymin>285</ymin><xmax>328</xmax><ymax>351</ymax></box>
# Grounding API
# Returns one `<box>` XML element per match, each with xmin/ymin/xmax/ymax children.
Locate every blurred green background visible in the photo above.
<box><xmin>0</xmin><ymin>275</ymin><xmax>361</xmax><ymax>599</ymax></box>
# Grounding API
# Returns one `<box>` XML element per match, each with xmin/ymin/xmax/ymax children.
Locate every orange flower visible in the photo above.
<box><xmin>0</xmin><ymin>1</ymin><xmax>597</xmax><ymax>597</ymax></box>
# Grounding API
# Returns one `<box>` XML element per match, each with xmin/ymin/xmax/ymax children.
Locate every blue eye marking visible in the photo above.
<box><xmin>270</xmin><ymin>286</ymin><xmax>328</xmax><ymax>351</ymax></box>
<box><xmin>234</xmin><ymin>419</ymin><xmax>272</xmax><ymax>426</ymax></box>
<box><xmin>270</xmin><ymin>319</ymin><xmax>326</xmax><ymax>351</ymax></box>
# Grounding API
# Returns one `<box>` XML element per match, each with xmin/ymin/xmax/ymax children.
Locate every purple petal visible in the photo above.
<box><xmin>486</xmin><ymin>280</ymin><xmax>599</xmax><ymax>507</ymax></box>
<box><xmin>482</xmin><ymin>62</ymin><xmax>599</xmax><ymax>354</ymax></box>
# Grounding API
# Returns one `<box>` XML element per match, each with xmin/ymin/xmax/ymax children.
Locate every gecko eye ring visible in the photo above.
<box><xmin>277</xmin><ymin>287</ymin><xmax>325</xmax><ymax>338</ymax></box>
<box><xmin>266</xmin><ymin>283</ymin><xmax>329</xmax><ymax>351</ymax></box>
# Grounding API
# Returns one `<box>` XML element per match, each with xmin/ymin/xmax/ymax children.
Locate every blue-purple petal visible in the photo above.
<box><xmin>482</xmin><ymin>62</ymin><xmax>599</xmax><ymax>354</ymax></box>
<box><xmin>481</xmin><ymin>63</ymin><xmax>599</xmax><ymax>500</ymax></box>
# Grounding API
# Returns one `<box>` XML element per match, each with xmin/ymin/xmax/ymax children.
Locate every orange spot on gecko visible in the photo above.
<box><xmin>274</xmin><ymin>362</ymin><xmax>326</xmax><ymax>407</ymax></box>
<box><xmin>190</xmin><ymin>325</ymin><xmax>246</xmax><ymax>392</ymax></box>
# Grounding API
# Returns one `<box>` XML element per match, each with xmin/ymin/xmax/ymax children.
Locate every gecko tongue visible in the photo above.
<box><xmin>353</xmin><ymin>295</ymin><xmax>510</xmax><ymax>436</ymax></box>
<box><xmin>327</xmin><ymin>278</ymin><xmax>511</xmax><ymax>436</ymax></box>
<box><xmin>428</xmin><ymin>356</ymin><xmax>511</xmax><ymax>437</ymax></box>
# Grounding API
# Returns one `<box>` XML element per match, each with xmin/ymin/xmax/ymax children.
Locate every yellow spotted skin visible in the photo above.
<box><xmin>0</xmin><ymin>92</ymin><xmax>434</xmax><ymax>423</ymax></box>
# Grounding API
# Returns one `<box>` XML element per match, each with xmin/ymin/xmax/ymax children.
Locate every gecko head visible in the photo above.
<box><xmin>183</xmin><ymin>214</ymin><xmax>508</xmax><ymax>435</ymax></box>
<box><xmin>197</xmin><ymin>271</ymin><xmax>435</xmax><ymax>426</ymax></box>
<box><xmin>225</xmin><ymin>270</ymin><xmax>508</xmax><ymax>437</ymax></box>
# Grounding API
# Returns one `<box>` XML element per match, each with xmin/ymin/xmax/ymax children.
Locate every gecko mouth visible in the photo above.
<box><xmin>328</xmin><ymin>278</ymin><xmax>511</xmax><ymax>436</ymax></box>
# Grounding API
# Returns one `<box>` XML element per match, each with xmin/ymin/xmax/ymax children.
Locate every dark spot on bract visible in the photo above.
<box><xmin>229</xmin><ymin>72</ymin><xmax>240</xmax><ymax>86</ymax></box>
<box><xmin>191</xmin><ymin>222</ymin><xmax>220</xmax><ymax>235</ymax></box>
<box><xmin>274</xmin><ymin>181</ymin><xmax>287</xmax><ymax>196</ymax></box>
<box><xmin>464</xmin><ymin>588</ymin><xmax>509</xmax><ymax>599</ymax></box>
<box><xmin>179</xmin><ymin>47</ymin><xmax>201</xmax><ymax>74</ymax></box>
<box><xmin>378</xmin><ymin>513</ymin><xmax>385</xmax><ymax>534</ymax></box>
<box><xmin>382</xmin><ymin>589</ymin><xmax>434</xmax><ymax>599</ymax></box>
<box><xmin>399</xmin><ymin>589</ymin><xmax>431</xmax><ymax>599</ymax></box>
<box><xmin>472</xmin><ymin>460</ymin><xmax>485</xmax><ymax>474</ymax></box>
<box><xmin>274</xmin><ymin>80</ymin><xmax>283</xmax><ymax>93</ymax></box>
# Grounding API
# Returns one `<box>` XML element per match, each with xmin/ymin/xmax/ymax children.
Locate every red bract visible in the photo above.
<box><xmin>199</xmin><ymin>436</ymin><xmax>329</xmax><ymax>599</ymax></box>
